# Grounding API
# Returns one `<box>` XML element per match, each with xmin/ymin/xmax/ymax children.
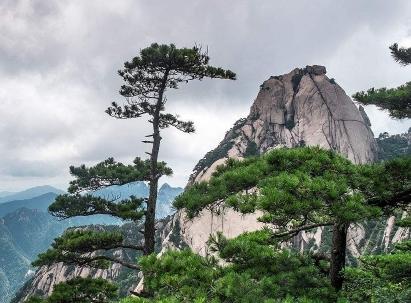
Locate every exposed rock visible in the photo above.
<box><xmin>358</xmin><ymin>105</ymin><xmax>372</xmax><ymax>127</ymax></box>
<box><xmin>162</xmin><ymin>66</ymin><xmax>408</xmax><ymax>261</ymax></box>
<box><xmin>13</xmin><ymin>219</ymin><xmax>172</xmax><ymax>302</ymax></box>
<box><xmin>188</xmin><ymin>65</ymin><xmax>377</xmax><ymax>186</ymax></box>
<box><xmin>15</xmin><ymin>66</ymin><xmax>409</xmax><ymax>301</ymax></box>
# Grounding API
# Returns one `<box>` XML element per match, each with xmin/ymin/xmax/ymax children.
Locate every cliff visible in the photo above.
<box><xmin>161</xmin><ymin>66</ymin><xmax>407</xmax><ymax>262</ymax></box>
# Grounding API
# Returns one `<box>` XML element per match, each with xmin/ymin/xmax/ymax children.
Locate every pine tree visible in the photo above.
<box><xmin>389</xmin><ymin>43</ymin><xmax>411</xmax><ymax>66</ymax></box>
<box><xmin>353</xmin><ymin>43</ymin><xmax>411</xmax><ymax>119</ymax></box>
<box><xmin>106</xmin><ymin>43</ymin><xmax>236</xmax><ymax>254</ymax></box>
<box><xmin>28</xmin><ymin>43</ymin><xmax>235</xmax><ymax>302</ymax></box>
<box><xmin>26</xmin><ymin>278</ymin><xmax>118</xmax><ymax>303</ymax></box>
<box><xmin>34</xmin><ymin>157</ymin><xmax>167</xmax><ymax>270</ymax></box>
<box><xmin>173</xmin><ymin>147</ymin><xmax>411</xmax><ymax>290</ymax></box>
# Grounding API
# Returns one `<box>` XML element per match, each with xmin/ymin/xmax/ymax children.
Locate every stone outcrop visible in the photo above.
<box><xmin>161</xmin><ymin>66</ymin><xmax>408</xmax><ymax>261</ymax></box>
<box><xmin>189</xmin><ymin>65</ymin><xmax>377</xmax><ymax>185</ymax></box>
<box><xmin>13</xmin><ymin>219</ymin><xmax>173</xmax><ymax>302</ymax></box>
<box><xmin>16</xmin><ymin>66</ymin><xmax>409</xmax><ymax>301</ymax></box>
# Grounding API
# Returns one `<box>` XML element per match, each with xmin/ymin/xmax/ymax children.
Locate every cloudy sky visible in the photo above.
<box><xmin>1</xmin><ymin>0</ymin><xmax>410</xmax><ymax>191</ymax></box>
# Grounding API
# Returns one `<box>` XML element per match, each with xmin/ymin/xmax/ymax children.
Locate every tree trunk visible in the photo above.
<box><xmin>330</xmin><ymin>222</ymin><xmax>348</xmax><ymax>291</ymax></box>
<box><xmin>144</xmin><ymin>71</ymin><xmax>168</xmax><ymax>255</ymax></box>
<box><xmin>144</xmin><ymin>110</ymin><xmax>161</xmax><ymax>255</ymax></box>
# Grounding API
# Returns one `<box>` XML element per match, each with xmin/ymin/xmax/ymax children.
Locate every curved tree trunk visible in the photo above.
<box><xmin>330</xmin><ymin>222</ymin><xmax>349</xmax><ymax>291</ymax></box>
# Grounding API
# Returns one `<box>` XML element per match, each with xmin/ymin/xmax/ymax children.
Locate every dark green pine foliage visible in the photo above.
<box><xmin>389</xmin><ymin>43</ymin><xmax>411</xmax><ymax>66</ymax></box>
<box><xmin>173</xmin><ymin>147</ymin><xmax>411</xmax><ymax>291</ymax></box>
<box><xmin>122</xmin><ymin>231</ymin><xmax>335</xmax><ymax>303</ymax></box>
<box><xmin>353</xmin><ymin>82</ymin><xmax>411</xmax><ymax>119</ymax></box>
<box><xmin>376</xmin><ymin>129</ymin><xmax>411</xmax><ymax>161</ymax></box>
<box><xmin>26</xmin><ymin>278</ymin><xmax>118</xmax><ymax>303</ymax></box>
<box><xmin>353</xmin><ymin>43</ymin><xmax>411</xmax><ymax>119</ymax></box>
<box><xmin>106</xmin><ymin>43</ymin><xmax>236</xmax><ymax>255</ymax></box>
<box><xmin>343</xmin><ymin>240</ymin><xmax>411</xmax><ymax>302</ymax></box>
<box><xmin>34</xmin><ymin>157</ymin><xmax>171</xmax><ymax>270</ymax></box>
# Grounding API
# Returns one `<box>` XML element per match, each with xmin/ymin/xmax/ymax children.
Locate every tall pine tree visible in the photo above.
<box><xmin>106</xmin><ymin>43</ymin><xmax>236</xmax><ymax>254</ymax></box>
<box><xmin>33</xmin><ymin>44</ymin><xmax>235</xmax><ymax>272</ymax></box>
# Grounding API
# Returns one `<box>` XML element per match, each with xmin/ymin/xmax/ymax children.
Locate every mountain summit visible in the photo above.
<box><xmin>160</xmin><ymin>66</ymin><xmax>404</xmax><ymax>260</ymax></box>
<box><xmin>190</xmin><ymin>65</ymin><xmax>377</xmax><ymax>184</ymax></box>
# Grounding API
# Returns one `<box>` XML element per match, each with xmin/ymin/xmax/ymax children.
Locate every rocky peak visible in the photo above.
<box><xmin>189</xmin><ymin>65</ymin><xmax>377</xmax><ymax>184</ymax></box>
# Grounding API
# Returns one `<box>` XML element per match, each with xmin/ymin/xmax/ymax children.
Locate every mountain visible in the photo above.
<box><xmin>0</xmin><ymin>193</ymin><xmax>59</xmax><ymax>218</ymax></box>
<box><xmin>376</xmin><ymin>128</ymin><xmax>411</xmax><ymax>161</ymax></box>
<box><xmin>189</xmin><ymin>65</ymin><xmax>376</xmax><ymax>185</ymax></box>
<box><xmin>94</xmin><ymin>182</ymin><xmax>182</xmax><ymax>219</ymax></box>
<box><xmin>5</xmin><ymin>183</ymin><xmax>182</xmax><ymax>302</ymax></box>
<box><xmin>0</xmin><ymin>186</ymin><xmax>64</xmax><ymax>204</ymax></box>
<box><xmin>157</xmin><ymin>183</ymin><xmax>183</xmax><ymax>219</ymax></box>
<box><xmin>0</xmin><ymin>208</ymin><xmax>69</xmax><ymax>303</ymax></box>
<box><xmin>160</xmin><ymin>66</ymin><xmax>407</xmax><ymax>260</ymax></box>
<box><xmin>12</xmin><ymin>219</ymin><xmax>173</xmax><ymax>303</ymax></box>
<box><xmin>0</xmin><ymin>191</ymin><xmax>15</xmax><ymax>198</ymax></box>
<box><xmin>15</xmin><ymin>66</ymin><xmax>407</xmax><ymax>302</ymax></box>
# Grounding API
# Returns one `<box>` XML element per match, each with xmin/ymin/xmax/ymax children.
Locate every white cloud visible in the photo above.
<box><xmin>0</xmin><ymin>0</ymin><xmax>410</xmax><ymax>191</ymax></box>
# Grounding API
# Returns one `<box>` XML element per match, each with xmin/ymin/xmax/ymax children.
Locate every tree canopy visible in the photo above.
<box><xmin>26</xmin><ymin>278</ymin><xmax>118</xmax><ymax>303</ymax></box>
<box><xmin>353</xmin><ymin>43</ymin><xmax>411</xmax><ymax>119</ymax></box>
<box><xmin>35</xmin><ymin>157</ymin><xmax>167</xmax><ymax>271</ymax></box>
<box><xmin>173</xmin><ymin>147</ymin><xmax>411</xmax><ymax>290</ymax></box>
<box><xmin>353</xmin><ymin>82</ymin><xmax>411</xmax><ymax>119</ymax></box>
<box><xmin>107</xmin><ymin>43</ymin><xmax>236</xmax><ymax>255</ymax></box>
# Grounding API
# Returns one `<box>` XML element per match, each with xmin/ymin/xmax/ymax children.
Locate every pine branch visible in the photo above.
<box><xmin>389</xmin><ymin>43</ymin><xmax>411</xmax><ymax>66</ymax></box>
<box><xmin>272</xmin><ymin>222</ymin><xmax>334</xmax><ymax>239</ymax></box>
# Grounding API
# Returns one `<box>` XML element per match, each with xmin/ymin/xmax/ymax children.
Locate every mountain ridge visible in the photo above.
<box><xmin>0</xmin><ymin>186</ymin><xmax>64</xmax><ymax>204</ymax></box>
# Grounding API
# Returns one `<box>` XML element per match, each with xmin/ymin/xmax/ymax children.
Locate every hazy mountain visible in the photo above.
<box><xmin>0</xmin><ymin>186</ymin><xmax>64</xmax><ymax>204</ymax></box>
<box><xmin>157</xmin><ymin>183</ymin><xmax>183</xmax><ymax>218</ymax></box>
<box><xmin>94</xmin><ymin>182</ymin><xmax>183</xmax><ymax>219</ymax></box>
<box><xmin>0</xmin><ymin>193</ymin><xmax>59</xmax><ymax>218</ymax></box>
<box><xmin>0</xmin><ymin>208</ymin><xmax>67</xmax><ymax>303</ymax></box>
<box><xmin>0</xmin><ymin>191</ymin><xmax>15</xmax><ymax>198</ymax></box>
<box><xmin>1</xmin><ymin>182</ymin><xmax>182</xmax><ymax>302</ymax></box>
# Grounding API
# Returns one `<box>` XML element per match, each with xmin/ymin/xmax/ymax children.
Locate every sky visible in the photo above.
<box><xmin>0</xmin><ymin>0</ymin><xmax>410</xmax><ymax>191</ymax></box>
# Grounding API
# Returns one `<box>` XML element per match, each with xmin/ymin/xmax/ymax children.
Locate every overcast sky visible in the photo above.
<box><xmin>1</xmin><ymin>0</ymin><xmax>410</xmax><ymax>191</ymax></box>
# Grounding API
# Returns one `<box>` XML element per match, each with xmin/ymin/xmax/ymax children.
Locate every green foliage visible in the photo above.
<box><xmin>107</xmin><ymin>43</ymin><xmax>235</xmax><ymax>126</ymax></box>
<box><xmin>33</xmin><ymin>229</ymin><xmax>141</xmax><ymax>269</ymax></box>
<box><xmin>140</xmin><ymin>249</ymin><xmax>219</xmax><ymax>301</ymax></box>
<box><xmin>49</xmin><ymin>194</ymin><xmax>145</xmax><ymax>220</ymax></box>
<box><xmin>134</xmin><ymin>231</ymin><xmax>334</xmax><ymax>303</ymax></box>
<box><xmin>67</xmin><ymin>157</ymin><xmax>171</xmax><ymax>194</ymax></box>
<box><xmin>353</xmin><ymin>81</ymin><xmax>411</xmax><ymax>119</ymax></box>
<box><xmin>376</xmin><ymin>129</ymin><xmax>411</xmax><ymax>161</ymax></box>
<box><xmin>342</xmin><ymin>240</ymin><xmax>411</xmax><ymax>302</ymax></box>
<box><xmin>244</xmin><ymin>141</ymin><xmax>259</xmax><ymax>157</ymax></box>
<box><xmin>27</xmin><ymin>278</ymin><xmax>118</xmax><ymax>303</ymax></box>
<box><xmin>389</xmin><ymin>43</ymin><xmax>411</xmax><ymax>66</ymax></box>
<box><xmin>174</xmin><ymin>147</ymin><xmax>406</xmax><ymax>226</ymax></box>
<box><xmin>284</xmin><ymin>119</ymin><xmax>295</xmax><ymax>130</ymax></box>
<box><xmin>174</xmin><ymin>147</ymin><xmax>411</xmax><ymax>292</ymax></box>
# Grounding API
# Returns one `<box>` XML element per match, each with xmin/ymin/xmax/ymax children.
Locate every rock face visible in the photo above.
<box><xmin>12</xmin><ymin>219</ymin><xmax>173</xmax><ymax>302</ymax></box>
<box><xmin>11</xmin><ymin>184</ymin><xmax>182</xmax><ymax>302</ymax></box>
<box><xmin>15</xmin><ymin>66</ymin><xmax>408</xmax><ymax>301</ymax></box>
<box><xmin>160</xmin><ymin>66</ymin><xmax>408</xmax><ymax>261</ymax></box>
<box><xmin>190</xmin><ymin>65</ymin><xmax>376</xmax><ymax>185</ymax></box>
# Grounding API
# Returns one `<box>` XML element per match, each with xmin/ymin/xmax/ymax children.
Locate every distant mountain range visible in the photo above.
<box><xmin>0</xmin><ymin>193</ymin><xmax>59</xmax><ymax>218</ymax></box>
<box><xmin>0</xmin><ymin>182</ymin><xmax>183</xmax><ymax>302</ymax></box>
<box><xmin>0</xmin><ymin>186</ymin><xmax>64</xmax><ymax>204</ymax></box>
<box><xmin>0</xmin><ymin>208</ymin><xmax>69</xmax><ymax>302</ymax></box>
